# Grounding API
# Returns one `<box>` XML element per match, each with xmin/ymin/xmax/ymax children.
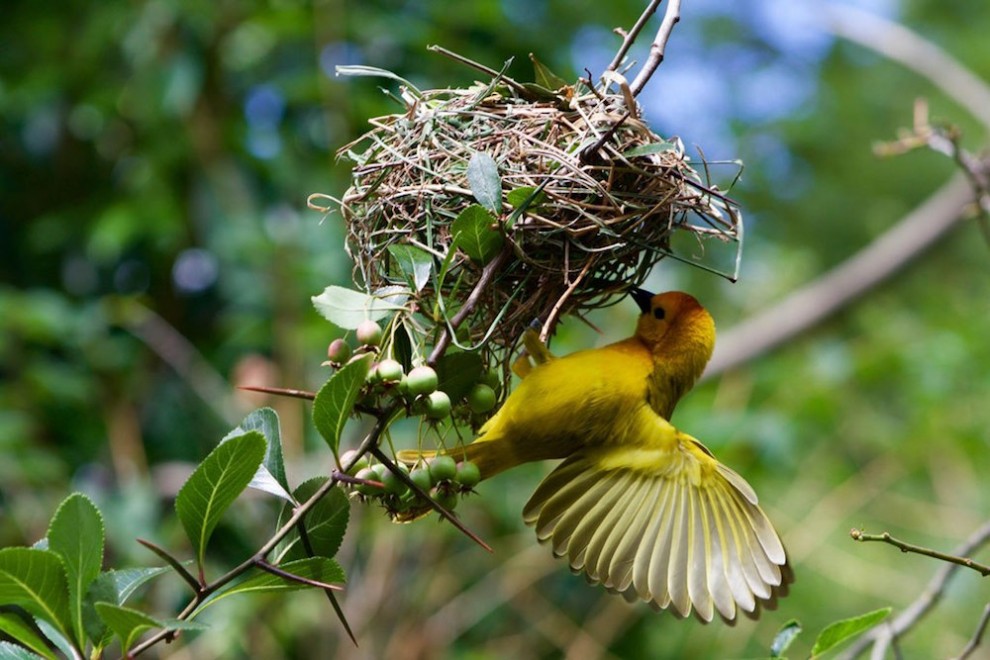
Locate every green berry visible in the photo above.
<box><xmin>409</xmin><ymin>467</ymin><xmax>433</xmax><ymax>492</ymax></box>
<box><xmin>339</xmin><ymin>449</ymin><xmax>368</xmax><ymax>475</ymax></box>
<box><xmin>380</xmin><ymin>466</ymin><xmax>409</xmax><ymax>496</ymax></box>
<box><xmin>354</xmin><ymin>467</ymin><xmax>382</xmax><ymax>495</ymax></box>
<box><xmin>356</xmin><ymin>320</ymin><xmax>383</xmax><ymax>347</ymax></box>
<box><xmin>466</xmin><ymin>384</ymin><xmax>497</xmax><ymax>413</ymax></box>
<box><xmin>429</xmin><ymin>455</ymin><xmax>457</xmax><ymax>482</ymax></box>
<box><xmin>377</xmin><ymin>359</ymin><xmax>404</xmax><ymax>383</ymax></box>
<box><xmin>425</xmin><ymin>390</ymin><xmax>451</xmax><ymax>419</ymax></box>
<box><xmin>433</xmin><ymin>488</ymin><xmax>459</xmax><ymax>512</ymax></box>
<box><xmin>327</xmin><ymin>338</ymin><xmax>352</xmax><ymax>363</ymax></box>
<box><xmin>455</xmin><ymin>461</ymin><xmax>481</xmax><ymax>488</ymax></box>
<box><xmin>406</xmin><ymin>366</ymin><xmax>439</xmax><ymax>397</ymax></box>
<box><xmin>479</xmin><ymin>369</ymin><xmax>500</xmax><ymax>389</ymax></box>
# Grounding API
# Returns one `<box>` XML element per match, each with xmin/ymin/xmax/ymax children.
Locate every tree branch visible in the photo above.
<box><xmin>850</xmin><ymin>529</ymin><xmax>990</xmax><ymax>576</ymax></box>
<box><xmin>606</xmin><ymin>0</ymin><xmax>664</xmax><ymax>74</ymax></box>
<box><xmin>629</xmin><ymin>0</ymin><xmax>681</xmax><ymax>96</ymax></box>
<box><xmin>954</xmin><ymin>603</ymin><xmax>990</xmax><ymax>660</ymax></box>
<box><xmin>838</xmin><ymin>520</ymin><xmax>990</xmax><ymax>659</ymax></box>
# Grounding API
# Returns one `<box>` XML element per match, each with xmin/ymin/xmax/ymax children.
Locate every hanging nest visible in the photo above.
<box><xmin>314</xmin><ymin>71</ymin><xmax>741</xmax><ymax>356</ymax></box>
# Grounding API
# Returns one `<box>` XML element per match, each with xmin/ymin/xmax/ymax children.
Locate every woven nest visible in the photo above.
<box><xmin>322</xmin><ymin>78</ymin><xmax>741</xmax><ymax>356</ymax></box>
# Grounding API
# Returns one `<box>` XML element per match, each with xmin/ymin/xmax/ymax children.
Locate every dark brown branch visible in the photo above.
<box><xmin>137</xmin><ymin>538</ymin><xmax>200</xmax><ymax>593</ymax></box>
<box><xmin>254</xmin><ymin>559</ymin><xmax>344</xmax><ymax>591</ymax></box>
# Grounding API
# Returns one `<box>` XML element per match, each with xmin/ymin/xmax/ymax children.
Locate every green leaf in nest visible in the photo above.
<box><xmin>529</xmin><ymin>53</ymin><xmax>568</xmax><ymax>91</ymax></box>
<box><xmin>312</xmin><ymin>285</ymin><xmax>409</xmax><ymax>330</ymax></box>
<box><xmin>175</xmin><ymin>432</ymin><xmax>267</xmax><ymax>568</ymax></box>
<box><xmin>435</xmin><ymin>351</ymin><xmax>484</xmax><ymax>402</ymax></box>
<box><xmin>623</xmin><ymin>141</ymin><xmax>676</xmax><ymax>157</ymax></box>
<box><xmin>387</xmin><ymin>243</ymin><xmax>433</xmax><ymax>292</ymax></box>
<box><xmin>451</xmin><ymin>205</ymin><xmax>503</xmax><ymax>265</ymax></box>
<box><xmin>466</xmin><ymin>152</ymin><xmax>502</xmax><ymax>214</ymax></box>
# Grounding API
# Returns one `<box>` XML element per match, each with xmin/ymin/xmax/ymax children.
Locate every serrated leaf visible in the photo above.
<box><xmin>451</xmin><ymin>205</ymin><xmax>503</xmax><ymax>265</ymax></box>
<box><xmin>82</xmin><ymin>571</ymin><xmax>117</xmax><ymax>649</ymax></box>
<box><xmin>311</xmin><ymin>285</ymin><xmax>409</xmax><ymax>330</ymax></box>
<box><xmin>198</xmin><ymin>557</ymin><xmax>345</xmax><ymax>613</ymax></box>
<box><xmin>529</xmin><ymin>53</ymin><xmax>568</xmax><ymax>91</ymax></box>
<box><xmin>623</xmin><ymin>141</ymin><xmax>676</xmax><ymax>157</ymax></box>
<box><xmin>47</xmin><ymin>493</ymin><xmax>104</xmax><ymax>649</ymax></box>
<box><xmin>0</xmin><ymin>614</ymin><xmax>56</xmax><ymax>660</ymax></box>
<box><xmin>0</xmin><ymin>548</ymin><xmax>70</xmax><ymax>639</ymax></box>
<box><xmin>30</xmin><ymin>621</ymin><xmax>71</xmax><ymax>660</ymax></box>
<box><xmin>436</xmin><ymin>351</ymin><xmax>484</xmax><ymax>402</ymax></box>
<box><xmin>387</xmin><ymin>244</ymin><xmax>433</xmax><ymax>292</ymax></box>
<box><xmin>811</xmin><ymin>607</ymin><xmax>891</xmax><ymax>658</ymax></box>
<box><xmin>313</xmin><ymin>354</ymin><xmax>374</xmax><ymax>456</ymax></box>
<box><xmin>175</xmin><ymin>432</ymin><xmax>267</xmax><ymax>567</ymax></box>
<box><xmin>771</xmin><ymin>619</ymin><xmax>802</xmax><ymax>658</ymax></box>
<box><xmin>275</xmin><ymin>480</ymin><xmax>349</xmax><ymax>562</ymax></box>
<box><xmin>466</xmin><ymin>152</ymin><xmax>502</xmax><ymax>214</ymax></box>
<box><xmin>0</xmin><ymin>641</ymin><xmax>46</xmax><ymax>660</ymax></box>
<box><xmin>225</xmin><ymin>408</ymin><xmax>292</xmax><ymax>502</ymax></box>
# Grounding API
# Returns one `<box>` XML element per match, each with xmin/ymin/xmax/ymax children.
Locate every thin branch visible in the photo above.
<box><xmin>370</xmin><ymin>446</ymin><xmax>493</xmax><ymax>553</ymax></box>
<box><xmin>954</xmin><ymin>604</ymin><xmax>990</xmax><ymax>660</ymax></box>
<box><xmin>296</xmin><ymin>517</ymin><xmax>358</xmax><ymax>646</ymax></box>
<box><xmin>606</xmin><ymin>0</ymin><xmax>664</xmax><ymax>73</ymax></box>
<box><xmin>136</xmin><ymin>538</ymin><xmax>199</xmax><ymax>593</ymax></box>
<box><xmin>236</xmin><ymin>385</ymin><xmax>317</xmax><ymax>400</ymax></box>
<box><xmin>629</xmin><ymin>0</ymin><xmax>681</xmax><ymax>96</ymax></box>
<box><xmin>839</xmin><ymin>520</ymin><xmax>990</xmax><ymax>659</ymax></box>
<box><xmin>850</xmin><ymin>529</ymin><xmax>990</xmax><ymax>576</ymax></box>
<box><xmin>428</xmin><ymin>247</ymin><xmax>510</xmax><ymax>365</ymax></box>
<box><xmin>254</xmin><ymin>559</ymin><xmax>344</xmax><ymax>591</ymax></box>
<box><xmin>703</xmin><ymin>175</ymin><xmax>973</xmax><ymax>379</ymax></box>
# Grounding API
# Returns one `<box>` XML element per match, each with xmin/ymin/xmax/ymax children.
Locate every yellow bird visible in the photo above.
<box><xmin>402</xmin><ymin>289</ymin><xmax>790</xmax><ymax>622</ymax></box>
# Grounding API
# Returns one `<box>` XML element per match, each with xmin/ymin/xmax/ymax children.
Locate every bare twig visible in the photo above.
<box><xmin>237</xmin><ymin>384</ymin><xmax>317</xmax><ymax>400</ymax></box>
<box><xmin>606</xmin><ymin>0</ymin><xmax>665</xmax><ymax>74</ymax></box>
<box><xmin>850</xmin><ymin>529</ymin><xmax>990</xmax><ymax>576</ymax></box>
<box><xmin>954</xmin><ymin>604</ymin><xmax>990</xmax><ymax>660</ymax></box>
<box><xmin>629</xmin><ymin>0</ymin><xmax>682</xmax><ymax>96</ymax></box>
<box><xmin>839</xmin><ymin>520</ymin><xmax>990</xmax><ymax>659</ymax></box>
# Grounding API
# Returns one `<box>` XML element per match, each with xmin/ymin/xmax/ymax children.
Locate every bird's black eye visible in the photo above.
<box><xmin>653</xmin><ymin>307</ymin><xmax>665</xmax><ymax>320</ymax></box>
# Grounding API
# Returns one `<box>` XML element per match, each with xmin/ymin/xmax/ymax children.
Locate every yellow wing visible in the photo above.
<box><xmin>522</xmin><ymin>408</ymin><xmax>790</xmax><ymax>623</ymax></box>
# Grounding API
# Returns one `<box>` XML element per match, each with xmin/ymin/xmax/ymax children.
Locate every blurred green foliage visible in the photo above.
<box><xmin>2</xmin><ymin>0</ymin><xmax>990</xmax><ymax>657</ymax></box>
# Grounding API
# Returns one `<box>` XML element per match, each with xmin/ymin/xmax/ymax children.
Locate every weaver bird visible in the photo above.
<box><xmin>400</xmin><ymin>289</ymin><xmax>791</xmax><ymax>622</ymax></box>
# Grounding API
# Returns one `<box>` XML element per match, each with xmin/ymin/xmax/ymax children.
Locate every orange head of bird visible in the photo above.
<box><xmin>629</xmin><ymin>288</ymin><xmax>716</xmax><ymax>383</ymax></box>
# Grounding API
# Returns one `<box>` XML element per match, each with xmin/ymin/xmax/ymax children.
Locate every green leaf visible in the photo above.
<box><xmin>81</xmin><ymin>571</ymin><xmax>118</xmax><ymax>649</ymax></box>
<box><xmin>0</xmin><ymin>548</ymin><xmax>70</xmax><ymax>639</ymax></box>
<box><xmin>226</xmin><ymin>408</ymin><xmax>292</xmax><ymax>502</ymax></box>
<box><xmin>0</xmin><ymin>641</ymin><xmax>46</xmax><ymax>660</ymax></box>
<box><xmin>30</xmin><ymin>621</ymin><xmax>71</xmax><ymax>660</ymax></box>
<box><xmin>623</xmin><ymin>141</ymin><xmax>676</xmax><ymax>157</ymax></box>
<box><xmin>811</xmin><ymin>607</ymin><xmax>891</xmax><ymax>658</ymax></box>
<box><xmin>275</xmin><ymin>480</ymin><xmax>350</xmax><ymax>562</ymax></box>
<box><xmin>47</xmin><ymin>493</ymin><xmax>104</xmax><ymax>649</ymax></box>
<box><xmin>104</xmin><ymin>567</ymin><xmax>170</xmax><ymax>604</ymax></box>
<box><xmin>506</xmin><ymin>186</ymin><xmax>547</xmax><ymax>210</ymax></box>
<box><xmin>771</xmin><ymin>620</ymin><xmax>802</xmax><ymax>658</ymax></box>
<box><xmin>393</xmin><ymin>320</ymin><xmax>414</xmax><ymax>372</ymax></box>
<box><xmin>466</xmin><ymin>152</ymin><xmax>502</xmax><ymax>214</ymax></box>
<box><xmin>0</xmin><ymin>614</ymin><xmax>56</xmax><ymax>660</ymax></box>
<box><xmin>93</xmin><ymin>603</ymin><xmax>159</xmax><ymax>654</ymax></box>
<box><xmin>175</xmin><ymin>432</ymin><xmax>267</xmax><ymax>567</ymax></box>
<box><xmin>312</xmin><ymin>285</ymin><xmax>409</xmax><ymax>330</ymax></box>
<box><xmin>198</xmin><ymin>557</ymin><xmax>345</xmax><ymax>613</ymax></box>
<box><xmin>387</xmin><ymin>244</ymin><xmax>433</xmax><ymax>292</ymax></box>
<box><xmin>436</xmin><ymin>351</ymin><xmax>484</xmax><ymax>402</ymax></box>
<box><xmin>529</xmin><ymin>53</ymin><xmax>568</xmax><ymax>91</ymax></box>
<box><xmin>451</xmin><ymin>205</ymin><xmax>503</xmax><ymax>265</ymax></box>
<box><xmin>312</xmin><ymin>354</ymin><xmax>374</xmax><ymax>456</ymax></box>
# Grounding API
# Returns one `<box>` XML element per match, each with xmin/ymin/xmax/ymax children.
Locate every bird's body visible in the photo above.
<box><xmin>402</xmin><ymin>290</ymin><xmax>790</xmax><ymax>622</ymax></box>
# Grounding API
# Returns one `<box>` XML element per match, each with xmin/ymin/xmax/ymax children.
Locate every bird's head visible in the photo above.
<box><xmin>629</xmin><ymin>288</ymin><xmax>716</xmax><ymax>377</ymax></box>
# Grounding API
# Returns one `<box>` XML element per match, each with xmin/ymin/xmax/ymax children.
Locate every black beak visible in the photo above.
<box><xmin>629</xmin><ymin>287</ymin><xmax>654</xmax><ymax>314</ymax></box>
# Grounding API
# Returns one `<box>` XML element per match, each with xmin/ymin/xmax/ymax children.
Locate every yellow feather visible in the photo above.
<box><xmin>401</xmin><ymin>290</ymin><xmax>792</xmax><ymax>622</ymax></box>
